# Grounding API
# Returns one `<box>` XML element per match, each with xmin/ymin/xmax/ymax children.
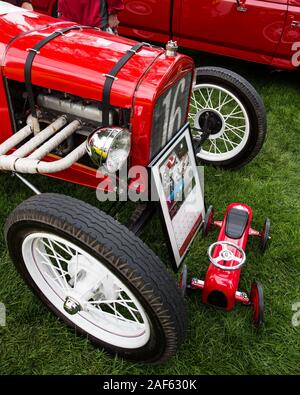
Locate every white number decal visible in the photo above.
<box><xmin>169</xmin><ymin>78</ymin><xmax>186</xmax><ymax>138</ymax></box>
<box><xmin>161</xmin><ymin>77</ymin><xmax>187</xmax><ymax>146</ymax></box>
<box><xmin>292</xmin><ymin>302</ymin><xmax>300</xmax><ymax>327</ymax></box>
<box><xmin>162</xmin><ymin>90</ymin><xmax>172</xmax><ymax>146</ymax></box>
<box><xmin>0</xmin><ymin>303</ymin><xmax>6</xmax><ymax>327</ymax></box>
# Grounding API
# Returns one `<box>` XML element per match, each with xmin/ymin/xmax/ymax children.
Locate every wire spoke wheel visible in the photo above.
<box><xmin>190</xmin><ymin>67</ymin><xmax>267</xmax><ymax>169</ymax></box>
<box><xmin>22</xmin><ymin>233</ymin><xmax>150</xmax><ymax>349</ymax></box>
<box><xmin>5</xmin><ymin>193</ymin><xmax>188</xmax><ymax>363</ymax></box>
<box><xmin>190</xmin><ymin>84</ymin><xmax>250</xmax><ymax>161</ymax></box>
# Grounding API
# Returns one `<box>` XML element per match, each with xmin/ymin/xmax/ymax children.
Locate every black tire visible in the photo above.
<box><xmin>261</xmin><ymin>218</ymin><xmax>271</xmax><ymax>253</ymax></box>
<box><xmin>191</xmin><ymin>67</ymin><xmax>267</xmax><ymax>169</ymax></box>
<box><xmin>203</xmin><ymin>205</ymin><xmax>214</xmax><ymax>237</ymax></box>
<box><xmin>5</xmin><ymin>193</ymin><xmax>188</xmax><ymax>364</ymax></box>
<box><xmin>250</xmin><ymin>281</ymin><xmax>264</xmax><ymax>329</ymax></box>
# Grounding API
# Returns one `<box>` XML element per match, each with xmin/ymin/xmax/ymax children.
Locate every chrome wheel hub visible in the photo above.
<box><xmin>190</xmin><ymin>84</ymin><xmax>250</xmax><ymax>162</ymax></box>
<box><xmin>196</xmin><ymin>109</ymin><xmax>225</xmax><ymax>139</ymax></box>
<box><xmin>65</xmin><ymin>254</ymin><xmax>119</xmax><ymax>313</ymax></box>
<box><xmin>64</xmin><ymin>296</ymin><xmax>82</xmax><ymax>315</ymax></box>
<box><xmin>21</xmin><ymin>232</ymin><xmax>151</xmax><ymax>348</ymax></box>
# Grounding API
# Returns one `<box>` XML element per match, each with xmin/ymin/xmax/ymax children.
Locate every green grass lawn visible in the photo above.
<box><xmin>0</xmin><ymin>54</ymin><xmax>299</xmax><ymax>375</ymax></box>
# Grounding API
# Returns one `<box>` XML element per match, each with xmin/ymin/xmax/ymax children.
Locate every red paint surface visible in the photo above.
<box><xmin>33</xmin><ymin>0</ymin><xmax>300</xmax><ymax>69</ymax></box>
<box><xmin>118</xmin><ymin>0</ymin><xmax>299</xmax><ymax>70</ymax></box>
<box><xmin>201</xmin><ymin>203</ymin><xmax>253</xmax><ymax>312</ymax></box>
<box><xmin>0</xmin><ymin>8</ymin><xmax>194</xmax><ymax>189</ymax></box>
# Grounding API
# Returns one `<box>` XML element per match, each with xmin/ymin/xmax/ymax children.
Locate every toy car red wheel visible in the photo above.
<box><xmin>261</xmin><ymin>218</ymin><xmax>271</xmax><ymax>252</ymax></box>
<box><xmin>178</xmin><ymin>264</ymin><xmax>188</xmax><ymax>297</ymax></box>
<box><xmin>250</xmin><ymin>281</ymin><xmax>264</xmax><ymax>329</ymax></box>
<box><xmin>203</xmin><ymin>205</ymin><xmax>214</xmax><ymax>236</ymax></box>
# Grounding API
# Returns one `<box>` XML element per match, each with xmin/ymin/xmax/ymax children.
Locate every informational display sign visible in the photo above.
<box><xmin>150</xmin><ymin>124</ymin><xmax>205</xmax><ymax>269</ymax></box>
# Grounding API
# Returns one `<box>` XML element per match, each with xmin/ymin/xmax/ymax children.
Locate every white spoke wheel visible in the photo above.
<box><xmin>190</xmin><ymin>67</ymin><xmax>267</xmax><ymax>169</ymax></box>
<box><xmin>5</xmin><ymin>193</ymin><xmax>188</xmax><ymax>364</ymax></box>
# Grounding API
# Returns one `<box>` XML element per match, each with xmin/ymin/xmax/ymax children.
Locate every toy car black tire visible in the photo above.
<box><xmin>250</xmin><ymin>281</ymin><xmax>264</xmax><ymax>329</ymax></box>
<box><xmin>261</xmin><ymin>218</ymin><xmax>271</xmax><ymax>252</ymax></box>
<box><xmin>203</xmin><ymin>205</ymin><xmax>214</xmax><ymax>236</ymax></box>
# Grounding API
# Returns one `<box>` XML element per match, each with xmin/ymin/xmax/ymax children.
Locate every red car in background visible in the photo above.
<box><xmin>33</xmin><ymin>0</ymin><xmax>300</xmax><ymax>70</ymax></box>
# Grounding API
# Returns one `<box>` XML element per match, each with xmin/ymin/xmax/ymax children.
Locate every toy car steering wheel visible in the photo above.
<box><xmin>208</xmin><ymin>241</ymin><xmax>246</xmax><ymax>271</ymax></box>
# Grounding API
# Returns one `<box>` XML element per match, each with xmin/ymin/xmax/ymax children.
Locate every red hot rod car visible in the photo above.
<box><xmin>32</xmin><ymin>0</ymin><xmax>270</xmax><ymax>168</ymax></box>
<box><xmin>33</xmin><ymin>0</ymin><xmax>300</xmax><ymax>71</ymax></box>
<box><xmin>0</xmin><ymin>3</ymin><xmax>266</xmax><ymax>363</ymax></box>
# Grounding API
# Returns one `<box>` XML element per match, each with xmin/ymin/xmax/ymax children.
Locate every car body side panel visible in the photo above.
<box><xmin>119</xmin><ymin>0</ymin><xmax>172</xmax><ymax>43</ymax></box>
<box><xmin>32</xmin><ymin>0</ymin><xmax>299</xmax><ymax>69</ymax></box>
<box><xmin>177</xmin><ymin>0</ymin><xmax>287</xmax><ymax>60</ymax></box>
<box><xmin>118</xmin><ymin>0</ymin><xmax>299</xmax><ymax>69</ymax></box>
<box><xmin>272</xmin><ymin>1</ymin><xmax>300</xmax><ymax>68</ymax></box>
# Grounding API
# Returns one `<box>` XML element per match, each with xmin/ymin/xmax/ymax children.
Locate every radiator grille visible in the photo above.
<box><xmin>150</xmin><ymin>72</ymin><xmax>192</xmax><ymax>160</ymax></box>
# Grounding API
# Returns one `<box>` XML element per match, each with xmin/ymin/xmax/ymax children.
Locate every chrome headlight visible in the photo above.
<box><xmin>86</xmin><ymin>127</ymin><xmax>131</xmax><ymax>173</ymax></box>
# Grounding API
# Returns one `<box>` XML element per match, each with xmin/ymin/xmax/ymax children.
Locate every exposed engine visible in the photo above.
<box><xmin>37</xmin><ymin>92</ymin><xmax>118</xmax><ymax>131</ymax></box>
<box><xmin>0</xmin><ymin>81</ymin><xmax>132</xmax><ymax>174</ymax></box>
<box><xmin>35</xmin><ymin>90</ymin><xmax>121</xmax><ymax>157</ymax></box>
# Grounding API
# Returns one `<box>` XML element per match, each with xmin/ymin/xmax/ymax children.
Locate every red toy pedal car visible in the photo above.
<box><xmin>180</xmin><ymin>203</ymin><xmax>271</xmax><ymax>328</ymax></box>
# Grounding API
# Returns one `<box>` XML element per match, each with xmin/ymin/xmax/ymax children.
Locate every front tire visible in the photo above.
<box><xmin>5</xmin><ymin>193</ymin><xmax>188</xmax><ymax>364</ymax></box>
<box><xmin>190</xmin><ymin>67</ymin><xmax>267</xmax><ymax>169</ymax></box>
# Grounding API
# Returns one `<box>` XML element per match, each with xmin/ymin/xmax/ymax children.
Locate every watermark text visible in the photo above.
<box><xmin>0</xmin><ymin>303</ymin><xmax>6</xmax><ymax>327</ymax></box>
<box><xmin>292</xmin><ymin>302</ymin><xmax>300</xmax><ymax>327</ymax></box>
<box><xmin>292</xmin><ymin>42</ymin><xmax>300</xmax><ymax>67</ymax></box>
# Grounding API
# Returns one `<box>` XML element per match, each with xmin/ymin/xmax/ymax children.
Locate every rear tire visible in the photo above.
<box><xmin>5</xmin><ymin>193</ymin><xmax>188</xmax><ymax>364</ymax></box>
<box><xmin>261</xmin><ymin>218</ymin><xmax>271</xmax><ymax>253</ymax></box>
<box><xmin>190</xmin><ymin>67</ymin><xmax>267</xmax><ymax>169</ymax></box>
<box><xmin>250</xmin><ymin>281</ymin><xmax>264</xmax><ymax>329</ymax></box>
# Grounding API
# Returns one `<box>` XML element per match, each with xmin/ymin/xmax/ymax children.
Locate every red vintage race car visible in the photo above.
<box><xmin>0</xmin><ymin>3</ymin><xmax>266</xmax><ymax>363</ymax></box>
<box><xmin>33</xmin><ymin>0</ymin><xmax>300</xmax><ymax>71</ymax></box>
<box><xmin>32</xmin><ymin>0</ymin><xmax>272</xmax><ymax>167</ymax></box>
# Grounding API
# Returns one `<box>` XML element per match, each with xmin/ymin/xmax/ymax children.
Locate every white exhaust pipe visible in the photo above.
<box><xmin>0</xmin><ymin>116</ymin><xmax>89</xmax><ymax>174</ymax></box>
<box><xmin>13</xmin><ymin>142</ymin><xmax>87</xmax><ymax>174</ymax></box>
<box><xmin>0</xmin><ymin>125</ymin><xmax>32</xmax><ymax>156</ymax></box>
<box><xmin>29</xmin><ymin>120</ymin><xmax>81</xmax><ymax>160</ymax></box>
<box><xmin>13</xmin><ymin>116</ymin><xmax>67</xmax><ymax>158</ymax></box>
